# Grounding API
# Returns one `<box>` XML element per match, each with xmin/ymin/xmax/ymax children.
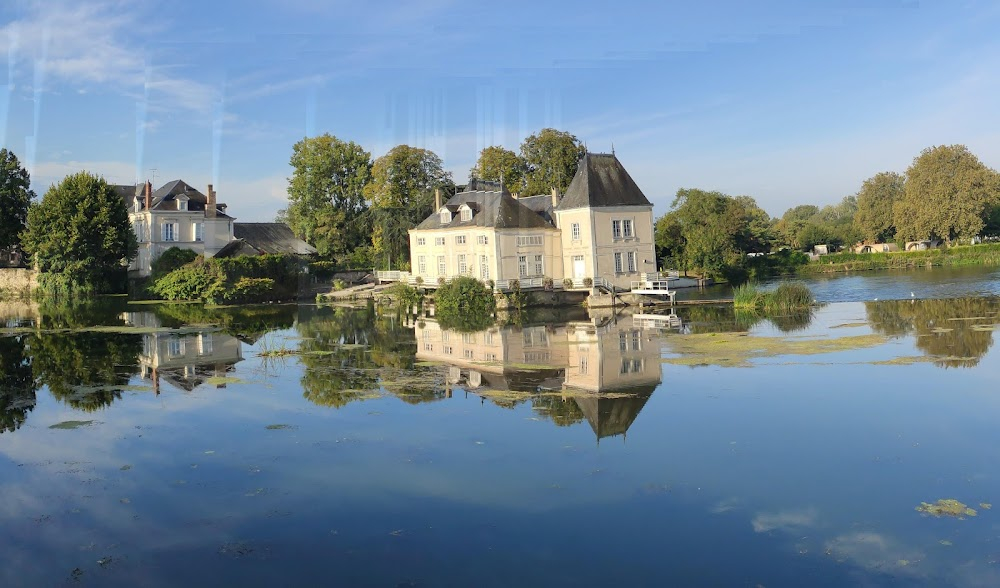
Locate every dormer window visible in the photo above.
<box><xmin>440</xmin><ymin>209</ymin><xmax>451</xmax><ymax>224</ymax></box>
<box><xmin>460</xmin><ymin>207</ymin><xmax>472</xmax><ymax>222</ymax></box>
<box><xmin>177</xmin><ymin>196</ymin><xmax>189</xmax><ymax>211</ymax></box>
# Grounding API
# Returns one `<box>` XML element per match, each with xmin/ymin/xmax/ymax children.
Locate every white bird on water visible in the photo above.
<box><xmin>911</xmin><ymin>292</ymin><xmax>915</xmax><ymax>298</ymax></box>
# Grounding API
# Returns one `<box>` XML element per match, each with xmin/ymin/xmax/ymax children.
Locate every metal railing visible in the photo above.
<box><xmin>631</xmin><ymin>279</ymin><xmax>674</xmax><ymax>292</ymax></box>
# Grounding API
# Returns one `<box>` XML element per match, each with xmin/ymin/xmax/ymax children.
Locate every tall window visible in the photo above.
<box><xmin>623</xmin><ymin>219</ymin><xmax>634</xmax><ymax>238</ymax></box>
<box><xmin>440</xmin><ymin>210</ymin><xmax>451</xmax><ymax>224</ymax></box>
<box><xmin>455</xmin><ymin>235</ymin><xmax>466</xmax><ymax>245</ymax></box>
<box><xmin>458</xmin><ymin>254</ymin><xmax>467</xmax><ymax>275</ymax></box>
<box><xmin>418</xmin><ymin>256</ymin><xmax>427</xmax><ymax>274</ymax></box>
<box><xmin>614</xmin><ymin>252</ymin><xmax>623</xmax><ymax>273</ymax></box>
<box><xmin>460</xmin><ymin>208</ymin><xmax>472</xmax><ymax>221</ymax></box>
<box><xmin>627</xmin><ymin>251</ymin><xmax>637</xmax><ymax>272</ymax></box>
<box><xmin>518</xmin><ymin>255</ymin><xmax>527</xmax><ymax>277</ymax></box>
<box><xmin>534</xmin><ymin>255</ymin><xmax>543</xmax><ymax>276</ymax></box>
<box><xmin>162</xmin><ymin>222</ymin><xmax>176</xmax><ymax>242</ymax></box>
<box><xmin>194</xmin><ymin>222</ymin><xmax>204</xmax><ymax>242</ymax></box>
<box><xmin>571</xmin><ymin>222</ymin><xmax>581</xmax><ymax>241</ymax></box>
<box><xmin>178</xmin><ymin>199</ymin><xmax>188</xmax><ymax>211</ymax></box>
<box><xmin>480</xmin><ymin>255</ymin><xmax>490</xmax><ymax>279</ymax></box>
<box><xmin>437</xmin><ymin>255</ymin><xmax>446</xmax><ymax>275</ymax></box>
<box><xmin>612</xmin><ymin>220</ymin><xmax>622</xmax><ymax>240</ymax></box>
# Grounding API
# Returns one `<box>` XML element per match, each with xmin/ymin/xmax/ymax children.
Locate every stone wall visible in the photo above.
<box><xmin>0</xmin><ymin>268</ymin><xmax>38</xmax><ymax>298</ymax></box>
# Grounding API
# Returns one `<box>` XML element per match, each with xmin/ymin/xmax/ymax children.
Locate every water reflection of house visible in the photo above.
<box><xmin>414</xmin><ymin>315</ymin><xmax>663</xmax><ymax>440</ymax></box>
<box><xmin>122</xmin><ymin>312</ymin><xmax>243</xmax><ymax>393</ymax></box>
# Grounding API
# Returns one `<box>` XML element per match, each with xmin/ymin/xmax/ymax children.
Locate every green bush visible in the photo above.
<box><xmin>309</xmin><ymin>261</ymin><xmax>338</xmax><ymax>279</ymax></box>
<box><xmin>386</xmin><ymin>282</ymin><xmax>421</xmax><ymax>307</ymax></box>
<box><xmin>148</xmin><ymin>254</ymin><xmax>299</xmax><ymax>303</ymax></box>
<box><xmin>733</xmin><ymin>282</ymin><xmax>813</xmax><ymax>312</ymax></box>
<box><xmin>151</xmin><ymin>247</ymin><xmax>199</xmax><ymax>277</ymax></box>
<box><xmin>217</xmin><ymin>277</ymin><xmax>275</xmax><ymax>304</ymax></box>
<box><xmin>563</xmin><ymin>278</ymin><xmax>573</xmax><ymax>289</ymax></box>
<box><xmin>435</xmin><ymin>276</ymin><xmax>496</xmax><ymax>331</ymax></box>
<box><xmin>332</xmin><ymin>279</ymin><xmax>347</xmax><ymax>291</ymax></box>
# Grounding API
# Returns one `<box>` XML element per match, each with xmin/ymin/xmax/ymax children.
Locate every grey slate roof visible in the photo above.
<box><xmin>555</xmin><ymin>153</ymin><xmax>652</xmax><ymax>211</ymax></box>
<box><xmin>515</xmin><ymin>194</ymin><xmax>555</xmax><ymax>224</ymax></box>
<box><xmin>230</xmin><ymin>223</ymin><xmax>318</xmax><ymax>256</ymax></box>
<box><xmin>413</xmin><ymin>190</ymin><xmax>555</xmax><ymax>231</ymax></box>
<box><xmin>118</xmin><ymin>179</ymin><xmax>232</xmax><ymax>218</ymax></box>
<box><xmin>573</xmin><ymin>384</ymin><xmax>655</xmax><ymax>439</ymax></box>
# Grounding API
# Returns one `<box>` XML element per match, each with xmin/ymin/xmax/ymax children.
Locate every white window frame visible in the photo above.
<box><xmin>194</xmin><ymin>222</ymin><xmax>204</xmax><ymax>242</ymax></box>
<box><xmin>416</xmin><ymin>237</ymin><xmax>426</xmax><ymax>246</ymax></box>
<box><xmin>440</xmin><ymin>210</ymin><xmax>451</xmax><ymax>224</ymax></box>
<box><xmin>623</xmin><ymin>219</ymin><xmax>634</xmax><ymax>238</ymax></box>
<box><xmin>437</xmin><ymin>255</ymin><xmax>446</xmax><ymax>276</ymax></box>
<box><xmin>614</xmin><ymin>252</ymin><xmax>624</xmax><ymax>274</ymax></box>
<box><xmin>571</xmin><ymin>222</ymin><xmax>581</xmax><ymax>241</ymax></box>
<box><xmin>480</xmin><ymin>255</ymin><xmax>490</xmax><ymax>279</ymax></box>
<box><xmin>534</xmin><ymin>254</ymin><xmax>543</xmax><ymax>276</ymax></box>
<box><xmin>477</xmin><ymin>235</ymin><xmax>488</xmax><ymax>245</ymax></box>
<box><xmin>612</xmin><ymin>220</ymin><xmax>622</xmax><ymax>240</ymax></box>
<box><xmin>518</xmin><ymin>255</ymin><xmax>527</xmax><ymax>277</ymax></box>
<box><xmin>455</xmin><ymin>235</ymin><xmax>466</xmax><ymax>245</ymax></box>
<box><xmin>435</xmin><ymin>237</ymin><xmax>445</xmax><ymax>246</ymax></box>
<box><xmin>516</xmin><ymin>235</ymin><xmax>543</xmax><ymax>247</ymax></box>
<box><xmin>458</xmin><ymin>254</ymin><xmax>467</xmax><ymax>275</ymax></box>
<box><xmin>178</xmin><ymin>198</ymin><xmax>188</xmax><ymax>211</ymax></box>
<box><xmin>162</xmin><ymin>222</ymin><xmax>177</xmax><ymax>242</ymax></box>
<box><xmin>627</xmin><ymin>251</ymin><xmax>637</xmax><ymax>273</ymax></box>
<box><xmin>418</xmin><ymin>256</ymin><xmax>427</xmax><ymax>274</ymax></box>
<box><xmin>460</xmin><ymin>208</ymin><xmax>472</xmax><ymax>221</ymax></box>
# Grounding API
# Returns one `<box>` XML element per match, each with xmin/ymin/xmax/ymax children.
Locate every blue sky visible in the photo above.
<box><xmin>1</xmin><ymin>0</ymin><xmax>998</xmax><ymax>221</ymax></box>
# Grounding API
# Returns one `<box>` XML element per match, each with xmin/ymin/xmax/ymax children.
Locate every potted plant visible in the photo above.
<box><xmin>542</xmin><ymin>276</ymin><xmax>553</xmax><ymax>291</ymax></box>
<box><xmin>437</xmin><ymin>276</ymin><xmax>446</xmax><ymax>285</ymax></box>
<box><xmin>563</xmin><ymin>278</ymin><xmax>574</xmax><ymax>289</ymax></box>
<box><xmin>583</xmin><ymin>277</ymin><xmax>593</xmax><ymax>287</ymax></box>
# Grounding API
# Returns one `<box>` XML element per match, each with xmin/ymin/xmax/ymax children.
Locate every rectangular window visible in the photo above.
<box><xmin>518</xmin><ymin>255</ymin><xmax>527</xmax><ymax>277</ymax></box>
<box><xmin>484</xmin><ymin>331</ymin><xmax>494</xmax><ymax>346</ymax></box>
<box><xmin>534</xmin><ymin>255</ymin><xmax>543</xmax><ymax>276</ymax></box>
<box><xmin>424</xmin><ymin>343</ymin><xmax>434</xmax><ymax>352</ymax></box>
<box><xmin>198</xmin><ymin>333</ymin><xmax>213</xmax><ymax>355</ymax></box>
<box><xmin>463</xmin><ymin>349</ymin><xmax>474</xmax><ymax>359</ymax></box>
<box><xmin>443</xmin><ymin>345</ymin><xmax>453</xmax><ymax>355</ymax></box>
<box><xmin>571</xmin><ymin>222</ymin><xmax>581</xmax><ymax>241</ymax></box>
<box><xmin>612</xmin><ymin>220</ymin><xmax>622</xmax><ymax>240</ymax></box>
<box><xmin>480</xmin><ymin>255</ymin><xmax>490</xmax><ymax>279</ymax></box>
<box><xmin>462</xmin><ymin>333</ymin><xmax>476</xmax><ymax>344</ymax></box>
<box><xmin>418</xmin><ymin>256</ymin><xmax>427</xmax><ymax>274</ymax></box>
<box><xmin>435</xmin><ymin>237</ymin><xmax>445</xmax><ymax>246</ymax></box>
<box><xmin>194</xmin><ymin>222</ymin><xmax>204</xmax><ymax>242</ymax></box>
<box><xmin>623</xmin><ymin>219</ymin><xmax>634</xmax><ymax>238</ymax></box>
<box><xmin>477</xmin><ymin>235</ymin><xmax>488</xmax><ymax>245</ymax></box>
<box><xmin>167</xmin><ymin>337</ymin><xmax>184</xmax><ymax>357</ymax></box>
<box><xmin>455</xmin><ymin>235</ymin><xmax>466</xmax><ymax>245</ymax></box>
<box><xmin>162</xmin><ymin>222</ymin><xmax>176</xmax><ymax>242</ymax></box>
<box><xmin>516</xmin><ymin>235</ymin><xmax>543</xmax><ymax>247</ymax></box>
<box><xmin>620</xmin><ymin>332</ymin><xmax>628</xmax><ymax>352</ymax></box>
<box><xmin>178</xmin><ymin>199</ymin><xmax>188</xmax><ymax>211</ymax></box>
<box><xmin>458</xmin><ymin>254</ymin><xmax>467</xmax><ymax>275</ymax></box>
<box><xmin>579</xmin><ymin>354</ymin><xmax>589</xmax><ymax>375</ymax></box>
<box><xmin>632</xmin><ymin>331</ymin><xmax>641</xmax><ymax>351</ymax></box>
<box><xmin>437</xmin><ymin>255</ymin><xmax>446</xmax><ymax>275</ymax></box>
<box><xmin>460</xmin><ymin>209</ymin><xmax>472</xmax><ymax>221</ymax></box>
<box><xmin>614</xmin><ymin>252</ymin><xmax>623</xmax><ymax>273</ymax></box>
<box><xmin>627</xmin><ymin>251</ymin><xmax>637</xmax><ymax>272</ymax></box>
<box><xmin>416</xmin><ymin>237</ymin><xmax>426</xmax><ymax>246</ymax></box>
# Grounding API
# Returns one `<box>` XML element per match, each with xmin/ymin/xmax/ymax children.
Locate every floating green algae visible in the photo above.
<box><xmin>661</xmin><ymin>332</ymin><xmax>890</xmax><ymax>367</ymax></box>
<box><xmin>49</xmin><ymin>420</ymin><xmax>97</xmax><ymax>430</ymax></box>
<box><xmin>916</xmin><ymin>499</ymin><xmax>977</xmax><ymax>518</ymax></box>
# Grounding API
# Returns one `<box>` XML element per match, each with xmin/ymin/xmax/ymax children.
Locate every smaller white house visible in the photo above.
<box><xmin>117</xmin><ymin>180</ymin><xmax>235</xmax><ymax>277</ymax></box>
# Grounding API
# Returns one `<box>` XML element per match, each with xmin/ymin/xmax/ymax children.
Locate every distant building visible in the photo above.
<box><xmin>905</xmin><ymin>240</ymin><xmax>940</xmax><ymax>251</ymax></box>
<box><xmin>216</xmin><ymin>223</ymin><xmax>317</xmax><ymax>258</ymax></box>
<box><xmin>408</xmin><ymin>153</ymin><xmax>656</xmax><ymax>291</ymax></box>
<box><xmin>852</xmin><ymin>242</ymin><xmax>899</xmax><ymax>254</ymax></box>
<box><xmin>117</xmin><ymin>180</ymin><xmax>235</xmax><ymax>277</ymax></box>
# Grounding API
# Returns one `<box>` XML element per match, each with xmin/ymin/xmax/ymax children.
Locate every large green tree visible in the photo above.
<box><xmin>286</xmin><ymin>134</ymin><xmax>372</xmax><ymax>258</ymax></box>
<box><xmin>22</xmin><ymin>172</ymin><xmax>138</xmax><ymax>288</ymax></box>
<box><xmin>470</xmin><ymin>146</ymin><xmax>526</xmax><ymax>193</ymax></box>
<box><xmin>520</xmin><ymin>128</ymin><xmax>587</xmax><ymax>195</ymax></box>
<box><xmin>660</xmin><ymin>189</ymin><xmax>747</xmax><ymax>279</ymax></box>
<box><xmin>363</xmin><ymin>145</ymin><xmax>454</xmax><ymax>268</ymax></box>
<box><xmin>0</xmin><ymin>149</ymin><xmax>34</xmax><ymax>254</ymax></box>
<box><xmin>854</xmin><ymin>172</ymin><xmax>904</xmax><ymax>243</ymax></box>
<box><xmin>894</xmin><ymin>145</ymin><xmax>1000</xmax><ymax>244</ymax></box>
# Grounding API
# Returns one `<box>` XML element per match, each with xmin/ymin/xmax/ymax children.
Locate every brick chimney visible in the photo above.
<box><xmin>551</xmin><ymin>187</ymin><xmax>559</xmax><ymax>209</ymax></box>
<box><xmin>144</xmin><ymin>180</ymin><xmax>152</xmax><ymax>210</ymax></box>
<box><xmin>207</xmin><ymin>184</ymin><xmax>217</xmax><ymax>218</ymax></box>
<box><xmin>434</xmin><ymin>187</ymin><xmax>442</xmax><ymax>211</ymax></box>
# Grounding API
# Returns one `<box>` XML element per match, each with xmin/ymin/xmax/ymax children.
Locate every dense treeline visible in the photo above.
<box><xmin>282</xmin><ymin>128</ymin><xmax>585</xmax><ymax>271</ymax></box>
<box><xmin>655</xmin><ymin>144</ymin><xmax>1000</xmax><ymax>281</ymax></box>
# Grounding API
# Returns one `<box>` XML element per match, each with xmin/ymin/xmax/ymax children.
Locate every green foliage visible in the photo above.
<box><xmin>563</xmin><ymin>278</ymin><xmax>573</xmax><ymax>289</ymax></box>
<box><xmin>894</xmin><ymin>145</ymin><xmax>1000</xmax><ymax>244</ymax></box>
<box><xmin>733</xmin><ymin>282</ymin><xmax>813</xmax><ymax>312</ymax></box>
<box><xmin>434</xmin><ymin>276</ymin><xmax>496</xmax><ymax>331</ymax></box>
<box><xmin>854</xmin><ymin>171</ymin><xmax>904</xmax><ymax>243</ymax></box>
<box><xmin>660</xmin><ymin>188</ymin><xmax>749</xmax><ymax>279</ymax></box>
<box><xmin>802</xmin><ymin>242</ymin><xmax>1000</xmax><ymax>273</ymax></box>
<box><xmin>365</xmin><ymin>144</ymin><xmax>454</xmax><ymax>267</ymax></box>
<box><xmin>22</xmin><ymin>171</ymin><xmax>137</xmax><ymax>295</ymax></box>
<box><xmin>331</xmin><ymin>279</ymin><xmax>347</xmax><ymax>291</ymax></box>
<box><xmin>520</xmin><ymin>128</ymin><xmax>587</xmax><ymax>195</ymax></box>
<box><xmin>0</xmin><ymin>334</ymin><xmax>36</xmax><ymax>434</ymax></box>
<box><xmin>223</xmin><ymin>277</ymin><xmax>276</xmax><ymax>304</ymax></box>
<box><xmin>0</xmin><ymin>148</ymin><xmax>34</xmax><ymax>253</ymax></box>
<box><xmin>744</xmin><ymin>250</ymin><xmax>809</xmax><ymax>280</ymax></box>
<box><xmin>149</xmin><ymin>255</ymin><xmax>300</xmax><ymax>304</ymax></box>
<box><xmin>286</xmin><ymin>134</ymin><xmax>373</xmax><ymax>257</ymax></box>
<box><xmin>385</xmin><ymin>282</ymin><xmax>421</xmax><ymax>307</ymax></box>
<box><xmin>149</xmin><ymin>259</ymin><xmax>223</xmax><ymax>301</ymax></box>
<box><xmin>150</xmin><ymin>247</ymin><xmax>199</xmax><ymax>278</ymax></box>
<box><xmin>774</xmin><ymin>197</ymin><xmax>859</xmax><ymax>251</ymax></box>
<box><xmin>308</xmin><ymin>261</ymin><xmax>338</xmax><ymax>278</ymax></box>
<box><xmin>470</xmin><ymin>146</ymin><xmax>527</xmax><ymax>192</ymax></box>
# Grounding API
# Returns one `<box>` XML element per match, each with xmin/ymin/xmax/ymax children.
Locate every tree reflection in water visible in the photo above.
<box><xmin>0</xmin><ymin>334</ymin><xmax>36</xmax><ymax>433</ymax></box>
<box><xmin>866</xmin><ymin>297</ymin><xmax>1000</xmax><ymax>367</ymax></box>
<box><xmin>30</xmin><ymin>331</ymin><xmax>141</xmax><ymax>411</ymax></box>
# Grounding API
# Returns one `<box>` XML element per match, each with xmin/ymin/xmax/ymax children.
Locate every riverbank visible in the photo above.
<box><xmin>801</xmin><ymin>243</ymin><xmax>1000</xmax><ymax>274</ymax></box>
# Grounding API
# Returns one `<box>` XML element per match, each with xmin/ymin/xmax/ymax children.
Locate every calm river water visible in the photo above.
<box><xmin>3</xmin><ymin>273</ymin><xmax>1000</xmax><ymax>586</ymax></box>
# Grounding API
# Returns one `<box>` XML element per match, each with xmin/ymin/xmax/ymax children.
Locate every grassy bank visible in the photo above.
<box><xmin>733</xmin><ymin>282</ymin><xmax>813</xmax><ymax>312</ymax></box>
<box><xmin>801</xmin><ymin>243</ymin><xmax>1000</xmax><ymax>274</ymax></box>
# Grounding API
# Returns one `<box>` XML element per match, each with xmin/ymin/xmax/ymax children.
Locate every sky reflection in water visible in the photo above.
<box><xmin>2</xmin><ymin>297</ymin><xmax>1000</xmax><ymax>586</ymax></box>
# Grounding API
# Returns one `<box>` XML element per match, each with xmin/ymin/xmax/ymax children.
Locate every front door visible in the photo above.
<box><xmin>573</xmin><ymin>256</ymin><xmax>585</xmax><ymax>279</ymax></box>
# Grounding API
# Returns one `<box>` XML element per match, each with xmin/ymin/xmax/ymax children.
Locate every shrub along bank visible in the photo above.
<box><xmin>148</xmin><ymin>254</ymin><xmax>301</xmax><ymax>304</ymax></box>
<box><xmin>801</xmin><ymin>243</ymin><xmax>1000</xmax><ymax>274</ymax></box>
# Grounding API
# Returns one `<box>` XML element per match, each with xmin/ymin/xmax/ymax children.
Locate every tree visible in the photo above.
<box><xmin>654</xmin><ymin>212</ymin><xmax>685</xmax><ymax>272</ymax></box>
<box><xmin>662</xmin><ymin>189</ymin><xmax>747</xmax><ymax>279</ymax></box>
<box><xmin>894</xmin><ymin>145</ymin><xmax>1000</xmax><ymax>244</ymax></box>
<box><xmin>286</xmin><ymin>134</ymin><xmax>372</xmax><ymax>258</ymax></box>
<box><xmin>732</xmin><ymin>195</ymin><xmax>773</xmax><ymax>253</ymax></box>
<box><xmin>854</xmin><ymin>172</ymin><xmax>904</xmax><ymax>243</ymax></box>
<box><xmin>520</xmin><ymin>128</ymin><xmax>587</xmax><ymax>195</ymax></box>
<box><xmin>0</xmin><ymin>149</ymin><xmax>34</xmax><ymax>254</ymax></box>
<box><xmin>470</xmin><ymin>146</ymin><xmax>526</xmax><ymax>193</ymax></box>
<box><xmin>364</xmin><ymin>145</ymin><xmax>454</xmax><ymax>268</ymax></box>
<box><xmin>22</xmin><ymin>172</ymin><xmax>138</xmax><ymax>290</ymax></box>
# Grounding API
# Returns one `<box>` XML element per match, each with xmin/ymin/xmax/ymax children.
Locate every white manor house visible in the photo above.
<box><xmin>404</xmin><ymin>153</ymin><xmax>661</xmax><ymax>292</ymax></box>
